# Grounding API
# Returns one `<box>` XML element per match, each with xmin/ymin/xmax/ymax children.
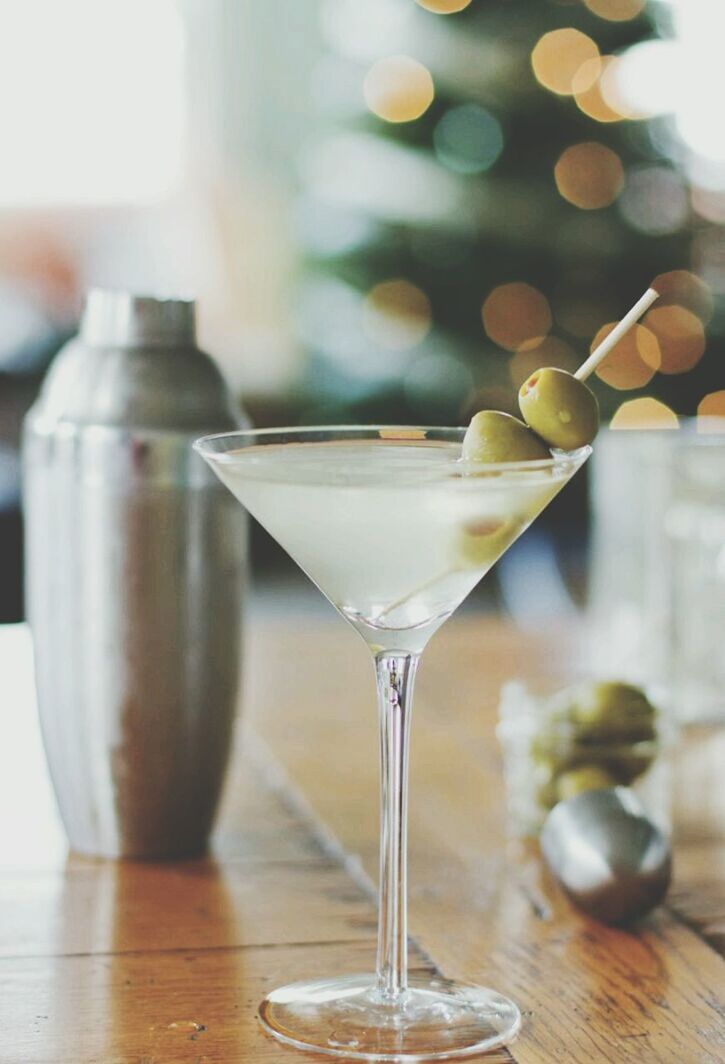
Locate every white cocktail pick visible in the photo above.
<box><xmin>574</xmin><ymin>287</ymin><xmax>659</xmax><ymax>382</ymax></box>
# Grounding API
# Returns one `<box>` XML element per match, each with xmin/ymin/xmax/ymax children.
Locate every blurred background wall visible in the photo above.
<box><xmin>0</xmin><ymin>0</ymin><xmax>722</xmax><ymax>621</ymax></box>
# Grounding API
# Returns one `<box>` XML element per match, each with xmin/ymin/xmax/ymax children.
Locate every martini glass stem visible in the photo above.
<box><xmin>374</xmin><ymin>651</ymin><xmax>419</xmax><ymax>1000</ymax></box>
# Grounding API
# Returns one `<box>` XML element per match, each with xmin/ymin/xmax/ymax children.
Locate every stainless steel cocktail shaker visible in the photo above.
<box><xmin>23</xmin><ymin>290</ymin><xmax>246</xmax><ymax>858</ymax></box>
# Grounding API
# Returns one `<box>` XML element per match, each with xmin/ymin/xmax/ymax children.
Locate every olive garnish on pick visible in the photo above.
<box><xmin>517</xmin><ymin>287</ymin><xmax>659</xmax><ymax>451</ymax></box>
<box><xmin>463</xmin><ymin>287</ymin><xmax>660</xmax><ymax>461</ymax></box>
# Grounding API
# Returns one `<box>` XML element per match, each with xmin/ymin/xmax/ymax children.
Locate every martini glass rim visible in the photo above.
<box><xmin>194</xmin><ymin>425</ymin><xmax>591</xmax><ymax>476</ymax></box>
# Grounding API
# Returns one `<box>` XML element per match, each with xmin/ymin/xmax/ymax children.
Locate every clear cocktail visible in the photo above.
<box><xmin>196</xmin><ymin>426</ymin><xmax>590</xmax><ymax>1060</ymax></box>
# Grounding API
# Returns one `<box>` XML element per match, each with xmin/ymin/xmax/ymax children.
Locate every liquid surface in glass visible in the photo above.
<box><xmin>213</xmin><ymin>439</ymin><xmax>574</xmax><ymax>650</ymax></box>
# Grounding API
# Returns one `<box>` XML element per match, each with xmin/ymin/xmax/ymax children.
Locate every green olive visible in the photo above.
<box><xmin>570</xmin><ymin>681</ymin><xmax>657</xmax><ymax>743</ymax></box>
<box><xmin>518</xmin><ymin>368</ymin><xmax>599</xmax><ymax>451</ymax></box>
<box><xmin>556</xmin><ymin>764</ymin><xmax>617</xmax><ymax>801</ymax></box>
<box><xmin>462</xmin><ymin>410</ymin><xmax>550</xmax><ymax>465</ymax></box>
<box><xmin>454</xmin><ymin>518</ymin><xmax>520</xmax><ymax>569</ymax></box>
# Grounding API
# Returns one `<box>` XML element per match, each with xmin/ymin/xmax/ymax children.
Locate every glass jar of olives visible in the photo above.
<box><xmin>497</xmin><ymin>679</ymin><xmax>671</xmax><ymax>838</ymax></box>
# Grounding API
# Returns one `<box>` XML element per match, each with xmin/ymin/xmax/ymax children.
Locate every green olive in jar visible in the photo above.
<box><xmin>518</xmin><ymin>368</ymin><xmax>599</xmax><ymax>451</ymax></box>
<box><xmin>462</xmin><ymin>410</ymin><xmax>550</xmax><ymax>465</ymax></box>
<box><xmin>570</xmin><ymin>681</ymin><xmax>657</xmax><ymax>743</ymax></box>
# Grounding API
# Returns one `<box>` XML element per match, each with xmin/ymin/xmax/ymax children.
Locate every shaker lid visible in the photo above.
<box><xmin>81</xmin><ymin>289</ymin><xmax>196</xmax><ymax>348</ymax></box>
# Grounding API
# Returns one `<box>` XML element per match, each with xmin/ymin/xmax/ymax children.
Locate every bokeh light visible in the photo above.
<box><xmin>583</xmin><ymin>0</ymin><xmax>645</xmax><ymax>23</ymax></box>
<box><xmin>591</xmin><ymin>322</ymin><xmax>661</xmax><ymax>390</ymax></box>
<box><xmin>531</xmin><ymin>29</ymin><xmax>599</xmax><ymax>97</ymax></box>
<box><xmin>652</xmin><ymin>270</ymin><xmax>714</xmax><ymax>324</ymax></box>
<box><xmin>364</xmin><ymin>55</ymin><xmax>434</xmax><ymax>124</ymax></box>
<box><xmin>644</xmin><ymin>305</ymin><xmax>706</xmax><ymax>375</ymax></box>
<box><xmin>619</xmin><ymin>167</ymin><xmax>689</xmax><ymax>235</ymax></box>
<box><xmin>608</xmin><ymin>39</ymin><xmax>677</xmax><ymax>123</ymax></box>
<box><xmin>610</xmin><ymin>397</ymin><xmax>679</xmax><ymax>430</ymax></box>
<box><xmin>697</xmin><ymin>391</ymin><xmax>725</xmax><ymax>421</ymax></box>
<box><xmin>379</xmin><ymin>429</ymin><xmax>427</xmax><ymax>440</ymax></box>
<box><xmin>433</xmin><ymin>105</ymin><xmax>503</xmax><ymax>175</ymax></box>
<box><xmin>363</xmin><ymin>278</ymin><xmax>432</xmax><ymax>350</ymax></box>
<box><xmin>508</xmin><ymin>336</ymin><xmax>578</xmax><ymax>390</ymax></box>
<box><xmin>599</xmin><ymin>58</ymin><xmax>649</xmax><ymax>120</ymax></box>
<box><xmin>691</xmin><ymin>186</ymin><xmax>725</xmax><ymax>225</ymax></box>
<box><xmin>554</xmin><ymin>142</ymin><xmax>624</xmax><ymax>209</ymax></box>
<box><xmin>414</xmin><ymin>0</ymin><xmax>473</xmax><ymax>12</ymax></box>
<box><xmin>573</xmin><ymin>57</ymin><xmax>626</xmax><ymax>122</ymax></box>
<box><xmin>482</xmin><ymin>283</ymin><xmax>552</xmax><ymax>352</ymax></box>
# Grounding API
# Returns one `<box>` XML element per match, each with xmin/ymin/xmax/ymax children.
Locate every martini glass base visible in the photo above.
<box><xmin>258</xmin><ymin>973</ymin><xmax>521</xmax><ymax>1060</ymax></box>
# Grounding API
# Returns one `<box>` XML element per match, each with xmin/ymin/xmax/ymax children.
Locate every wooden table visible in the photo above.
<box><xmin>1</xmin><ymin>618</ymin><xmax>723</xmax><ymax>1063</ymax></box>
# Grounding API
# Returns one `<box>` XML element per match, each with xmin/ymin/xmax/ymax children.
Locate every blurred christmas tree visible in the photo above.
<box><xmin>295</xmin><ymin>0</ymin><xmax>722</xmax><ymax>427</ymax></box>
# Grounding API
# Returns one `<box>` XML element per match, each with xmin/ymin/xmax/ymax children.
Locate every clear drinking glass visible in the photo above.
<box><xmin>589</xmin><ymin>422</ymin><xmax>725</xmax><ymax>723</ymax></box>
<box><xmin>195</xmin><ymin>426</ymin><xmax>590</xmax><ymax>1061</ymax></box>
<box><xmin>666</xmin><ymin>434</ymin><xmax>725</xmax><ymax>724</ymax></box>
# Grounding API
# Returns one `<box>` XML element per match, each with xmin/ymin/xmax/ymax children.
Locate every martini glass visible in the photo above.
<box><xmin>195</xmin><ymin>426</ymin><xmax>590</xmax><ymax>1060</ymax></box>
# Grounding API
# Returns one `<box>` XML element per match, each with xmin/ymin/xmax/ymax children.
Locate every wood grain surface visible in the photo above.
<box><xmin>0</xmin><ymin>618</ymin><xmax>723</xmax><ymax>1063</ymax></box>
